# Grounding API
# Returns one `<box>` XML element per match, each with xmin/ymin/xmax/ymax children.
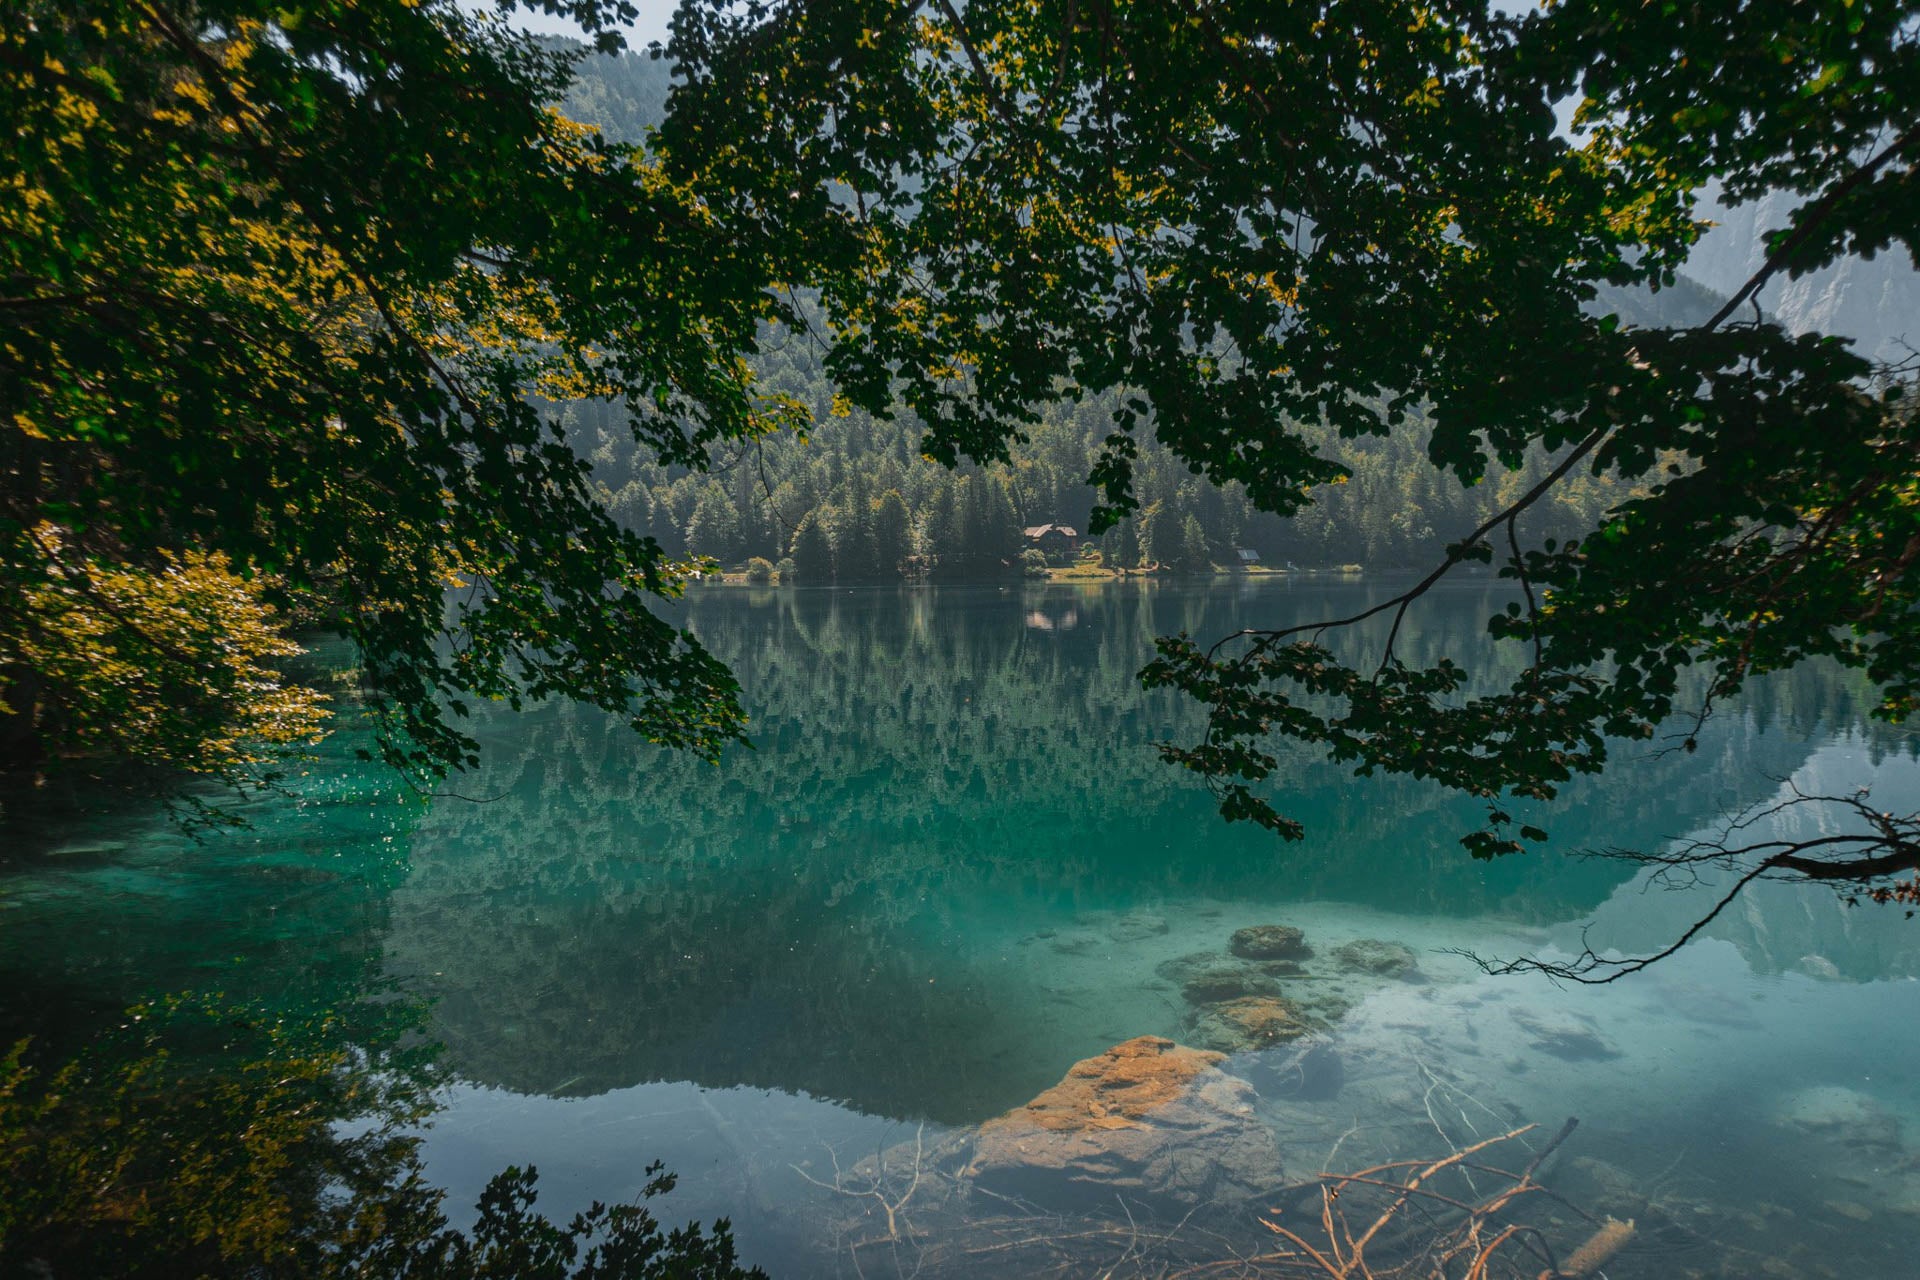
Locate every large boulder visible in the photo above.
<box><xmin>963</xmin><ymin>1036</ymin><xmax>1283</xmax><ymax>1213</ymax></box>
<box><xmin>1229</xmin><ymin>924</ymin><xmax>1311</xmax><ymax>960</ymax></box>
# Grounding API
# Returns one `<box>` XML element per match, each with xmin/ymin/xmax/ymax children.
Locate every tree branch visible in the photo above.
<box><xmin>1702</xmin><ymin>125</ymin><xmax>1919</xmax><ymax>333</ymax></box>
<box><xmin>1460</xmin><ymin>789</ymin><xmax>1920</xmax><ymax>983</ymax></box>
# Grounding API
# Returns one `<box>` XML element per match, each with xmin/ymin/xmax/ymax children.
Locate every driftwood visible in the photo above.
<box><xmin>801</xmin><ymin>1117</ymin><xmax>1653</xmax><ymax>1280</ymax></box>
<box><xmin>1158</xmin><ymin>1120</ymin><xmax>1590</xmax><ymax>1280</ymax></box>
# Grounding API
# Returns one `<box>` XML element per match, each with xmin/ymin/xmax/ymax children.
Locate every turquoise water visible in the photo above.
<box><xmin>6</xmin><ymin>580</ymin><xmax>1920</xmax><ymax>1276</ymax></box>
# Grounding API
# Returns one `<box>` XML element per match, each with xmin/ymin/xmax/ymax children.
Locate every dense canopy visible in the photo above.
<box><xmin>2</xmin><ymin>0</ymin><xmax>808</xmax><ymax>786</ymax></box>
<box><xmin>6</xmin><ymin>0</ymin><xmax>1920</xmax><ymax>934</ymax></box>
<box><xmin>656</xmin><ymin>0</ymin><xmax>1920</xmax><ymax>920</ymax></box>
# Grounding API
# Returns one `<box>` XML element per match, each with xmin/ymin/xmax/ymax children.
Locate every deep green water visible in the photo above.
<box><xmin>6</xmin><ymin>579</ymin><xmax>1920</xmax><ymax>1276</ymax></box>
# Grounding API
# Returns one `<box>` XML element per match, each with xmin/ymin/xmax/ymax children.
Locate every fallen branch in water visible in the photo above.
<box><xmin>1164</xmin><ymin>1120</ymin><xmax>1585</xmax><ymax>1279</ymax></box>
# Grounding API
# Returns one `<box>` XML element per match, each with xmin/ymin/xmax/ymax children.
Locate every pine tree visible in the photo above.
<box><xmin>872</xmin><ymin>490</ymin><xmax>912</xmax><ymax>579</ymax></box>
<box><xmin>685</xmin><ymin>482</ymin><xmax>745</xmax><ymax>565</ymax></box>
<box><xmin>789</xmin><ymin>509</ymin><xmax>835</xmax><ymax>583</ymax></box>
<box><xmin>1175</xmin><ymin>514</ymin><xmax>1212</xmax><ymax>575</ymax></box>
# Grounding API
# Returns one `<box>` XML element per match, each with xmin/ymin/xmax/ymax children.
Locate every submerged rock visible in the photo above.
<box><xmin>1187</xmin><ymin>996</ymin><xmax>1312</xmax><ymax>1053</ymax></box>
<box><xmin>1183</xmin><ymin>967</ymin><xmax>1282</xmax><ymax>1005</ymax></box>
<box><xmin>1509</xmin><ymin>1008</ymin><xmax>1620</xmax><ymax>1061</ymax></box>
<box><xmin>1108</xmin><ymin>911</ymin><xmax>1171</xmax><ymax>942</ymax></box>
<box><xmin>1244</xmin><ymin>1040</ymin><xmax>1344</xmax><ymax>1101</ymax></box>
<box><xmin>962</xmin><ymin>1036</ymin><xmax>1283</xmax><ymax>1213</ymax></box>
<box><xmin>1049</xmin><ymin>929</ymin><xmax>1105</xmax><ymax>956</ymax></box>
<box><xmin>1331</xmin><ymin>938</ymin><xmax>1419</xmax><ymax>978</ymax></box>
<box><xmin>1772</xmin><ymin>1083</ymin><xmax>1906</xmax><ymax>1157</ymax></box>
<box><xmin>1229</xmin><ymin>924</ymin><xmax>1311</xmax><ymax>960</ymax></box>
<box><xmin>1155</xmin><ymin>953</ymin><xmax>1282</xmax><ymax>1004</ymax></box>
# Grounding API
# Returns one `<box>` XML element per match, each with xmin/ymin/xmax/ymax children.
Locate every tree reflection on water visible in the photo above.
<box><xmin>1</xmin><ymin>987</ymin><xmax>759</xmax><ymax>1276</ymax></box>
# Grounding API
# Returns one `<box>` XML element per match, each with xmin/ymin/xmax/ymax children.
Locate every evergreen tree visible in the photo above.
<box><xmin>923</xmin><ymin>478</ymin><xmax>961</xmax><ymax>568</ymax></box>
<box><xmin>789</xmin><ymin>510</ymin><xmax>835</xmax><ymax>584</ymax></box>
<box><xmin>1106</xmin><ymin>517</ymin><xmax>1142</xmax><ymax>570</ymax></box>
<box><xmin>1172</xmin><ymin>514</ymin><xmax>1212</xmax><ymax>575</ymax></box>
<box><xmin>982</xmin><ymin>476</ymin><xmax>1024</xmax><ymax>566</ymax></box>
<box><xmin>684</xmin><ymin>482</ymin><xmax>745</xmax><ymax>565</ymax></box>
<box><xmin>872</xmin><ymin>490</ymin><xmax>912</xmax><ymax>579</ymax></box>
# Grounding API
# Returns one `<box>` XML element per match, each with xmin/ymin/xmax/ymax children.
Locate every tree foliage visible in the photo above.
<box><xmin>6</xmin><ymin>533</ymin><xmax>327</xmax><ymax>784</ymax></box>
<box><xmin>2</xmin><ymin>0</ymin><xmax>809</xmax><ymax>787</ymax></box>
<box><xmin>656</xmin><ymin>0</ymin><xmax>1920</xmax><ymax>904</ymax></box>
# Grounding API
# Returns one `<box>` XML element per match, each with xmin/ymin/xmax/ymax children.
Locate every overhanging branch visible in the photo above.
<box><xmin>1457</xmin><ymin>788</ymin><xmax>1920</xmax><ymax>984</ymax></box>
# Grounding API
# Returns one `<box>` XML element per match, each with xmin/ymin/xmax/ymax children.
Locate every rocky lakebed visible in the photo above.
<box><xmin>774</xmin><ymin>916</ymin><xmax>1920</xmax><ymax>1279</ymax></box>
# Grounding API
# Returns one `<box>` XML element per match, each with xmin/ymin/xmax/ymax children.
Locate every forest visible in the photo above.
<box><xmin>559</xmin><ymin>50</ymin><xmax>1732</xmax><ymax>580</ymax></box>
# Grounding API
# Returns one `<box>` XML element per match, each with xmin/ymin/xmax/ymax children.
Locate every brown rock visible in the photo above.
<box><xmin>1187</xmin><ymin>996</ymin><xmax>1312</xmax><ymax>1052</ymax></box>
<box><xmin>986</xmin><ymin>1035</ymin><xmax>1225</xmax><ymax>1131</ymax></box>
<box><xmin>964</xmin><ymin>1036</ymin><xmax>1283</xmax><ymax>1212</ymax></box>
<box><xmin>1230</xmin><ymin>924</ymin><xmax>1311</xmax><ymax>960</ymax></box>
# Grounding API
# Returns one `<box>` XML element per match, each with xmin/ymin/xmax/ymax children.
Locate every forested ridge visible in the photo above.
<box><xmin>557</xmin><ymin>51</ymin><xmax>1729</xmax><ymax>579</ymax></box>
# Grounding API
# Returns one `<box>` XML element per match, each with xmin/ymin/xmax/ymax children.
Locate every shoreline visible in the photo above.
<box><xmin>696</xmin><ymin>564</ymin><xmax>1366</xmax><ymax>587</ymax></box>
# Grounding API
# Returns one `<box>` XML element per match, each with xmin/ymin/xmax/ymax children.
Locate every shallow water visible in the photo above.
<box><xmin>6</xmin><ymin>580</ymin><xmax>1920</xmax><ymax>1277</ymax></box>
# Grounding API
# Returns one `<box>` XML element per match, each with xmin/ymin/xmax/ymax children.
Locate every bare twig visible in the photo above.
<box><xmin>793</xmin><ymin>1122</ymin><xmax>928</xmax><ymax>1242</ymax></box>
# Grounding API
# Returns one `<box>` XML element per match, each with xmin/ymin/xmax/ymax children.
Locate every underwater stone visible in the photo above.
<box><xmin>1331</xmin><ymin>938</ymin><xmax>1420</xmax><ymax>978</ymax></box>
<box><xmin>1510</xmin><ymin>1009</ymin><xmax>1620</xmax><ymax>1061</ymax></box>
<box><xmin>1183</xmin><ymin>968</ymin><xmax>1282</xmax><ymax>1005</ymax></box>
<box><xmin>1108</xmin><ymin>911</ymin><xmax>1172</xmax><ymax>942</ymax></box>
<box><xmin>1186</xmin><ymin>996</ymin><xmax>1312</xmax><ymax>1053</ymax></box>
<box><xmin>1049</xmin><ymin>930</ymin><xmax>1104</xmax><ymax>956</ymax></box>
<box><xmin>1157</xmin><ymin>953</ymin><xmax>1283</xmax><ymax>1004</ymax></box>
<box><xmin>1229</xmin><ymin>924</ymin><xmax>1311</xmax><ymax>960</ymax></box>
<box><xmin>962</xmin><ymin>1036</ymin><xmax>1283</xmax><ymax>1213</ymax></box>
<box><xmin>1258</xmin><ymin>960</ymin><xmax>1309</xmax><ymax>977</ymax></box>
<box><xmin>1244</xmin><ymin>1040</ymin><xmax>1344</xmax><ymax>1101</ymax></box>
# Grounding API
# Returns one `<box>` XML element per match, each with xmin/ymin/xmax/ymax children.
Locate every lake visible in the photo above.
<box><xmin>5</xmin><ymin>579</ymin><xmax>1920</xmax><ymax>1277</ymax></box>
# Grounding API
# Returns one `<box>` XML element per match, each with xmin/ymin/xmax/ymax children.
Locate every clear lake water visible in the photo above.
<box><xmin>5</xmin><ymin>578</ymin><xmax>1919</xmax><ymax>1277</ymax></box>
